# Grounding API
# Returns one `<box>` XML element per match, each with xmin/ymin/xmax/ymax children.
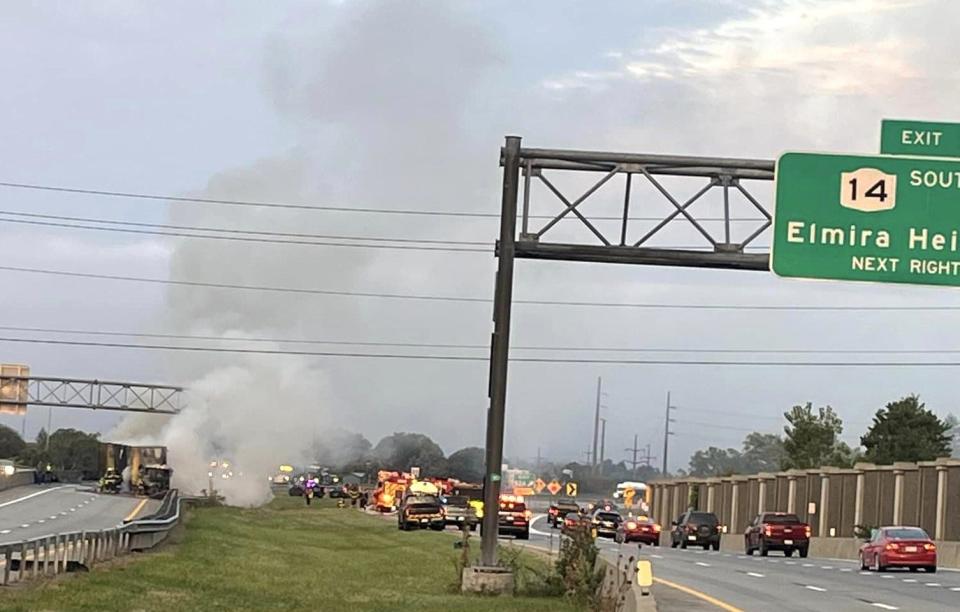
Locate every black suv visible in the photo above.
<box><xmin>670</xmin><ymin>510</ymin><xmax>722</xmax><ymax>550</ymax></box>
<box><xmin>398</xmin><ymin>494</ymin><xmax>446</xmax><ymax>531</ymax></box>
<box><xmin>548</xmin><ymin>498</ymin><xmax>580</xmax><ymax>527</ymax></box>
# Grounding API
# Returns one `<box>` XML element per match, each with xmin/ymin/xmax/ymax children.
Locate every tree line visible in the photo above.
<box><xmin>0</xmin><ymin>426</ymin><xmax>101</xmax><ymax>477</ymax></box>
<box><xmin>685</xmin><ymin>395</ymin><xmax>957</xmax><ymax>478</ymax></box>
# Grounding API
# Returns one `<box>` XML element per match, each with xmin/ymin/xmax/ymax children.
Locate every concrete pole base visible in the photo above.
<box><xmin>461</xmin><ymin>566</ymin><xmax>514</xmax><ymax>595</ymax></box>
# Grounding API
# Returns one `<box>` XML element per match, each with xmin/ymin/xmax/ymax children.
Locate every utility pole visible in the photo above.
<box><xmin>645</xmin><ymin>444</ymin><xmax>652</xmax><ymax>468</ymax></box>
<box><xmin>591</xmin><ymin>376</ymin><xmax>602</xmax><ymax>471</ymax></box>
<box><xmin>662</xmin><ymin>391</ymin><xmax>677</xmax><ymax>476</ymax></box>
<box><xmin>583</xmin><ymin>448</ymin><xmax>593</xmax><ymax>463</ymax></box>
<box><xmin>536</xmin><ymin>447</ymin><xmax>541</xmax><ymax>473</ymax></box>
<box><xmin>599</xmin><ymin>417</ymin><xmax>607</xmax><ymax>469</ymax></box>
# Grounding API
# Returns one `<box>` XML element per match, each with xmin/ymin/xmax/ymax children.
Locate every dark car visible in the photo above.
<box><xmin>616</xmin><ymin>517</ymin><xmax>661</xmax><ymax>545</ymax></box>
<box><xmin>397</xmin><ymin>494</ymin><xmax>446</xmax><ymax>531</ymax></box>
<box><xmin>860</xmin><ymin>527</ymin><xmax>937</xmax><ymax>573</ymax></box>
<box><xmin>561</xmin><ymin>511</ymin><xmax>593</xmax><ymax>538</ymax></box>
<box><xmin>442</xmin><ymin>495</ymin><xmax>478</xmax><ymax>531</ymax></box>
<box><xmin>591</xmin><ymin>510</ymin><xmax>622</xmax><ymax>539</ymax></box>
<box><xmin>548</xmin><ymin>498</ymin><xmax>580</xmax><ymax>527</ymax></box>
<box><xmin>670</xmin><ymin>511</ymin><xmax>722</xmax><ymax>550</ymax></box>
<box><xmin>745</xmin><ymin>512</ymin><xmax>810</xmax><ymax>558</ymax></box>
<box><xmin>497</xmin><ymin>497</ymin><xmax>530</xmax><ymax>540</ymax></box>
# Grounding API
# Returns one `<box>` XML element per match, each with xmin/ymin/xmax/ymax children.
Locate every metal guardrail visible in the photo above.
<box><xmin>0</xmin><ymin>490</ymin><xmax>183</xmax><ymax>586</ymax></box>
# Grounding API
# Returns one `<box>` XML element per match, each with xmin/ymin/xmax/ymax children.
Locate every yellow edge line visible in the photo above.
<box><xmin>124</xmin><ymin>498</ymin><xmax>149</xmax><ymax>522</ymax></box>
<box><xmin>653</xmin><ymin>577</ymin><xmax>744</xmax><ymax>612</ymax></box>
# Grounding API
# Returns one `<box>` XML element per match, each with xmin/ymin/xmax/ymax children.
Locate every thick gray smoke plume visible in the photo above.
<box><xmin>109</xmin><ymin>1</ymin><xmax>497</xmax><ymax>505</ymax></box>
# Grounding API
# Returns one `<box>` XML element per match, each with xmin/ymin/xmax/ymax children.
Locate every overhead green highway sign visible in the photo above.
<box><xmin>881</xmin><ymin>119</ymin><xmax>960</xmax><ymax>158</ymax></box>
<box><xmin>772</xmin><ymin>152</ymin><xmax>960</xmax><ymax>287</ymax></box>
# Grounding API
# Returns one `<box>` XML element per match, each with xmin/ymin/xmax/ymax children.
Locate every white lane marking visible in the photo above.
<box><xmin>805</xmin><ymin>585</ymin><xmax>826</xmax><ymax>592</ymax></box>
<box><xmin>37</xmin><ymin>519</ymin><xmax>45</xmax><ymax>524</ymax></box>
<box><xmin>695</xmin><ymin>562</ymin><xmax>711</xmax><ymax>567</ymax></box>
<box><xmin>528</xmin><ymin>514</ymin><xmax>553</xmax><ymax>538</ymax></box>
<box><xmin>737</xmin><ymin>555</ymin><xmax>747</xmax><ymax>559</ymax></box>
<box><xmin>650</xmin><ymin>554</ymin><xmax>663</xmax><ymax>559</ymax></box>
<box><xmin>802</xmin><ymin>563</ymin><xmax>814</xmax><ymax>567</ymax></box>
<box><xmin>746</xmin><ymin>572</ymin><xmax>765</xmax><ymax>578</ymax></box>
<box><xmin>785</xmin><ymin>561</ymin><xmax>796</xmax><ymax>565</ymax></box>
<box><xmin>860</xmin><ymin>571</ymin><xmax>872</xmax><ymax>576</ymax></box>
<box><xmin>840</xmin><ymin>568</ymin><xmax>852</xmax><ymax>572</ymax></box>
<box><xmin>902</xmin><ymin>579</ymin><xmax>917</xmax><ymax>583</ymax></box>
<box><xmin>0</xmin><ymin>485</ymin><xmax>72</xmax><ymax>509</ymax></box>
<box><xmin>723</xmin><ymin>553</ymin><xmax>731</xmax><ymax>557</ymax></box>
<box><xmin>0</xmin><ymin>529</ymin><xmax>10</xmax><ymax>534</ymax></box>
<box><xmin>924</xmin><ymin>583</ymin><xmax>941</xmax><ymax>587</ymax></box>
<box><xmin>871</xmin><ymin>604</ymin><xmax>899</xmax><ymax>610</ymax></box>
<box><xmin>950</xmin><ymin>587</ymin><xmax>960</xmax><ymax>591</ymax></box>
<box><xmin>48</xmin><ymin>515</ymin><xmax>57</xmax><ymax>520</ymax></box>
<box><xmin>59</xmin><ymin>512</ymin><xmax>66</xmax><ymax>516</ymax></box>
<box><xmin>19</xmin><ymin>524</ymin><xmax>29</xmax><ymax>528</ymax></box>
<box><xmin>767</xmin><ymin>559</ymin><xmax>779</xmax><ymax>563</ymax></box>
<box><xmin>820</xmin><ymin>566</ymin><xmax>833</xmax><ymax>570</ymax></box>
<box><xmin>69</xmin><ymin>508</ymin><xmax>76</xmax><ymax>512</ymax></box>
<box><xmin>881</xmin><ymin>575</ymin><xmax>893</xmax><ymax>579</ymax></box>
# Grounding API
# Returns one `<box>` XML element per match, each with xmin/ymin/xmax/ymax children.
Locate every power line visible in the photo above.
<box><xmin>4</xmin><ymin>335</ymin><xmax>960</xmax><ymax>366</ymax></box>
<box><xmin>0</xmin><ymin>180</ymin><xmax>768</xmax><ymax>222</ymax></box>
<box><xmin>5</xmin><ymin>324</ymin><xmax>960</xmax><ymax>355</ymax></box>
<box><xmin>0</xmin><ymin>209</ymin><xmax>491</xmax><ymax>246</ymax></box>
<box><xmin>0</xmin><ymin>217</ymin><xmax>489</xmax><ymax>253</ymax></box>
<box><xmin>3</xmin><ymin>264</ymin><xmax>960</xmax><ymax>311</ymax></box>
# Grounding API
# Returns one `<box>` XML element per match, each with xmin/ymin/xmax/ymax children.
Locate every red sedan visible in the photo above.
<box><xmin>615</xmin><ymin>518</ymin><xmax>661</xmax><ymax>545</ymax></box>
<box><xmin>860</xmin><ymin>526</ymin><xmax>937</xmax><ymax>573</ymax></box>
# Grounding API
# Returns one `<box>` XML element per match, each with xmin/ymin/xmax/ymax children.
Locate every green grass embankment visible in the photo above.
<box><xmin>1</xmin><ymin>497</ymin><xmax>578</xmax><ymax>612</ymax></box>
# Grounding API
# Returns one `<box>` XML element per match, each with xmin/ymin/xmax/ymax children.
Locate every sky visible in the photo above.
<box><xmin>2</xmin><ymin>0</ymin><xmax>960</xmax><ymax>479</ymax></box>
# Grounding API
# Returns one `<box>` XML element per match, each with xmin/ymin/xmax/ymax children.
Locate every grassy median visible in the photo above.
<box><xmin>0</xmin><ymin>497</ymin><xmax>578</xmax><ymax>612</ymax></box>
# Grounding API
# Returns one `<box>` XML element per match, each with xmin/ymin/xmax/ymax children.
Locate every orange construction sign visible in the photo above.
<box><xmin>547</xmin><ymin>480</ymin><xmax>562</xmax><ymax>495</ymax></box>
<box><xmin>533</xmin><ymin>478</ymin><xmax>546</xmax><ymax>494</ymax></box>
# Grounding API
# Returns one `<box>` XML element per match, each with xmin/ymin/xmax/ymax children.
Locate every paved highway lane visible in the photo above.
<box><xmin>0</xmin><ymin>485</ymin><xmax>150</xmax><ymax>545</ymax></box>
<box><xmin>525</xmin><ymin>514</ymin><xmax>960</xmax><ymax>611</ymax></box>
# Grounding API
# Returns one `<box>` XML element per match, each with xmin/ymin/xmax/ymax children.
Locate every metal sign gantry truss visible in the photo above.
<box><xmin>480</xmin><ymin>136</ymin><xmax>775</xmax><ymax>566</ymax></box>
<box><xmin>0</xmin><ymin>375</ymin><xmax>183</xmax><ymax>414</ymax></box>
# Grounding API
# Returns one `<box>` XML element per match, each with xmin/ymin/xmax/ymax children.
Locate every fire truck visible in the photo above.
<box><xmin>372</xmin><ymin>471</ymin><xmax>410</xmax><ymax>512</ymax></box>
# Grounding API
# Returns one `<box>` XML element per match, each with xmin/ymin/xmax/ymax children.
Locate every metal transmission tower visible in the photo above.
<box><xmin>625</xmin><ymin>436</ymin><xmax>657</xmax><ymax>474</ymax></box>
<box><xmin>662</xmin><ymin>392</ymin><xmax>677</xmax><ymax>476</ymax></box>
<box><xmin>480</xmin><ymin>136</ymin><xmax>773</xmax><ymax>566</ymax></box>
<box><xmin>0</xmin><ymin>374</ymin><xmax>184</xmax><ymax>414</ymax></box>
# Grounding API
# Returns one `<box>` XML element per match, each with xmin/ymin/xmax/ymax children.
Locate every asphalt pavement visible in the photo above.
<box><xmin>525</xmin><ymin>514</ymin><xmax>960</xmax><ymax>612</ymax></box>
<box><xmin>0</xmin><ymin>484</ymin><xmax>153</xmax><ymax>545</ymax></box>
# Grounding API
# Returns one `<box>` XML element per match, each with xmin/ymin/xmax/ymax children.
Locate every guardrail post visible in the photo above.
<box><xmin>58</xmin><ymin>534</ymin><xmax>66</xmax><ymax>574</ymax></box>
<box><xmin>17</xmin><ymin>541</ymin><xmax>26</xmax><ymax>582</ymax></box>
<box><xmin>42</xmin><ymin>536</ymin><xmax>50</xmax><ymax>575</ymax></box>
<box><xmin>31</xmin><ymin>540</ymin><xmax>39</xmax><ymax>579</ymax></box>
<box><xmin>3</xmin><ymin>546</ymin><xmax>11</xmax><ymax>585</ymax></box>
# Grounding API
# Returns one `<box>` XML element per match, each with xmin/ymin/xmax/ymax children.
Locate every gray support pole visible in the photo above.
<box><xmin>730</xmin><ymin>483</ymin><xmax>739</xmax><ymax>534</ymax></box>
<box><xmin>936</xmin><ymin>466</ymin><xmax>947</xmax><ymax>540</ymax></box>
<box><xmin>480</xmin><ymin>135</ymin><xmax>522</xmax><ymax>567</ymax></box>
<box><xmin>3</xmin><ymin>547</ymin><xmax>10</xmax><ymax>585</ymax></box>
<box><xmin>854</xmin><ymin>472</ymin><xmax>864</xmax><ymax>528</ymax></box>
<box><xmin>32</xmin><ymin>540</ymin><xmax>39</xmax><ymax>579</ymax></box>
<box><xmin>17</xmin><ymin>541</ymin><xmax>26</xmax><ymax>582</ymax></box>
<box><xmin>818</xmin><ymin>475</ymin><xmax>830</xmax><ymax>537</ymax></box>
<box><xmin>893</xmin><ymin>469</ymin><xmax>904</xmax><ymax>526</ymax></box>
<box><xmin>80</xmin><ymin>530</ymin><xmax>87</xmax><ymax>565</ymax></box>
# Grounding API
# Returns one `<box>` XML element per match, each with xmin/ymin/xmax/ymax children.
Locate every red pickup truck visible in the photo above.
<box><xmin>744</xmin><ymin>512</ymin><xmax>810</xmax><ymax>558</ymax></box>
